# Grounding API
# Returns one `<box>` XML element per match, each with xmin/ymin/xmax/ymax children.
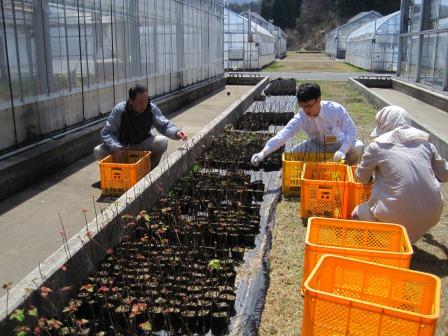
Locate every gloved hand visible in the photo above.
<box><xmin>251</xmin><ymin>152</ymin><xmax>265</xmax><ymax>167</ymax></box>
<box><xmin>333</xmin><ymin>150</ymin><xmax>346</xmax><ymax>162</ymax></box>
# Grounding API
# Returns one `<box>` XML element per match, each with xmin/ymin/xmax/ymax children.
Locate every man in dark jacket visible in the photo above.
<box><xmin>94</xmin><ymin>84</ymin><xmax>187</xmax><ymax>167</ymax></box>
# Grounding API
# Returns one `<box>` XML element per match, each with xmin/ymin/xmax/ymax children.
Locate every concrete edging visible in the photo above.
<box><xmin>391</xmin><ymin>78</ymin><xmax>448</xmax><ymax>112</ymax></box>
<box><xmin>0</xmin><ymin>76</ymin><xmax>270</xmax><ymax>331</ymax></box>
<box><xmin>348</xmin><ymin>77</ymin><xmax>448</xmax><ymax>159</ymax></box>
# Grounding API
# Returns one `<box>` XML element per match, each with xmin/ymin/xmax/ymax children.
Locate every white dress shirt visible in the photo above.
<box><xmin>262</xmin><ymin>100</ymin><xmax>357</xmax><ymax>155</ymax></box>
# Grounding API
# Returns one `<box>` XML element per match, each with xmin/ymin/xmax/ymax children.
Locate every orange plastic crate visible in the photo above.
<box><xmin>348</xmin><ymin>165</ymin><xmax>372</xmax><ymax>217</ymax></box>
<box><xmin>281</xmin><ymin>152</ymin><xmax>332</xmax><ymax>196</ymax></box>
<box><xmin>302</xmin><ymin>255</ymin><xmax>440</xmax><ymax>336</ymax></box>
<box><xmin>99</xmin><ymin>150</ymin><xmax>151</xmax><ymax>196</ymax></box>
<box><xmin>301</xmin><ymin>217</ymin><xmax>413</xmax><ymax>293</ymax></box>
<box><xmin>300</xmin><ymin>162</ymin><xmax>351</xmax><ymax>219</ymax></box>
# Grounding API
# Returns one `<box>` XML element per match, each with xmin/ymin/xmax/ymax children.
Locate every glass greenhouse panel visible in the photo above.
<box><xmin>224</xmin><ymin>9</ymin><xmax>275</xmax><ymax>70</ymax></box>
<box><xmin>240</xmin><ymin>11</ymin><xmax>287</xmax><ymax>58</ymax></box>
<box><xmin>409</xmin><ymin>35</ymin><xmax>420</xmax><ymax>81</ymax></box>
<box><xmin>440</xmin><ymin>0</ymin><xmax>448</xmax><ymax>28</ymax></box>
<box><xmin>0</xmin><ymin>1</ymin><xmax>16</xmax><ymax>150</ymax></box>
<box><xmin>399</xmin><ymin>0</ymin><xmax>448</xmax><ymax>91</ymax></box>
<box><xmin>325</xmin><ymin>11</ymin><xmax>382</xmax><ymax>59</ymax></box>
<box><xmin>419</xmin><ymin>33</ymin><xmax>437</xmax><ymax>85</ymax></box>
<box><xmin>346</xmin><ymin>11</ymin><xmax>400</xmax><ymax>72</ymax></box>
<box><xmin>399</xmin><ymin>35</ymin><xmax>411</xmax><ymax>79</ymax></box>
<box><xmin>0</xmin><ymin>0</ymin><xmax>224</xmax><ymax>152</ymax></box>
<box><xmin>325</xmin><ymin>28</ymin><xmax>338</xmax><ymax>58</ymax></box>
<box><xmin>433</xmin><ymin>32</ymin><xmax>448</xmax><ymax>87</ymax></box>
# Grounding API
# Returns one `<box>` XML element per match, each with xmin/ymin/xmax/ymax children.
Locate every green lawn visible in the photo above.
<box><xmin>262</xmin><ymin>53</ymin><xmax>366</xmax><ymax>73</ymax></box>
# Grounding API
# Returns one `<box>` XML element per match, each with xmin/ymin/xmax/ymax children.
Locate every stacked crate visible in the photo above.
<box><xmin>281</xmin><ymin>152</ymin><xmax>333</xmax><ymax>196</ymax></box>
<box><xmin>295</xmin><ymin>162</ymin><xmax>441</xmax><ymax>335</ymax></box>
<box><xmin>300</xmin><ymin>162</ymin><xmax>351</xmax><ymax>219</ymax></box>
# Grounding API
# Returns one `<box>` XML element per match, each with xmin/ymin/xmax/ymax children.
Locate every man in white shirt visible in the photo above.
<box><xmin>251</xmin><ymin>83</ymin><xmax>364</xmax><ymax>166</ymax></box>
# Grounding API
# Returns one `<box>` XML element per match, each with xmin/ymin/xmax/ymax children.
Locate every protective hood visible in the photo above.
<box><xmin>371</xmin><ymin>106</ymin><xmax>429</xmax><ymax>145</ymax></box>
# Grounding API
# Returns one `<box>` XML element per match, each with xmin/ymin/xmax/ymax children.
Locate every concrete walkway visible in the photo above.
<box><xmin>370</xmin><ymin>87</ymin><xmax>448</xmax><ymax>156</ymax></box>
<box><xmin>0</xmin><ymin>85</ymin><xmax>253</xmax><ymax>287</ymax></box>
<box><xmin>235</xmin><ymin>71</ymin><xmax>369</xmax><ymax>81</ymax></box>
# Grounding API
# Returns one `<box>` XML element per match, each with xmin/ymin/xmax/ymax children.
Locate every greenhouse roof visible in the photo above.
<box><xmin>326</xmin><ymin>10</ymin><xmax>382</xmax><ymax>36</ymax></box>
<box><xmin>251</xmin><ymin>21</ymin><xmax>274</xmax><ymax>38</ymax></box>
<box><xmin>240</xmin><ymin>11</ymin><xmax>286</xmax><ymax>37</ymax></box>
<box><xmin>340</xmin><ymin>10</ymin><xmax>382</xmax><ymax>28</ymax></box>
<box><xmin>347</xmin><ymin>11</ymin><xmax>381</xmax><ymax>23</ymax></box>
<box><xmin>224</xmin><ymin>8</ymin><xmax>273</xmax><ymax>38</ymax></box>
<box><xmin>348</xmin><ymin>11</ymin><xmax>400</xmax><ymax>39</ymax></box>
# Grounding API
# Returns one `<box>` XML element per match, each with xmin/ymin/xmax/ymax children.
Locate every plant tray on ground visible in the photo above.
<box><xmin>264</xmin><ymin>78</ymin><xmax>297</xmax><ymax>96</ymax></box>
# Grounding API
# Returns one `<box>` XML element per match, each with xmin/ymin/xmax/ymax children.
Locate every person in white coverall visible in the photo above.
<box><xmin>353</xmin><ymin>106</ymin><xmax>448</xmax><ymax>243</ymax></box>
<box><xmin>251</xmin><ymin>83</ymin><xmax>364</xmax><ymax>166</ymax></box>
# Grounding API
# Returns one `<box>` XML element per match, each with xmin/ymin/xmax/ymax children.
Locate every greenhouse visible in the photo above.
<box><xmin>398</xmin><ymin>0</ymin><xmax>448</xmax><ymax>92</ymax></box>
<box><xmin>0</xmin><ymin>0</ymin><xmax>224</xmax><ymax>152</ymax></box>
<box><xmin>240</xmin><ymin>11</ymin><xmax>287</xmax><ymax>59</ymax></box>
<box><xmin>346</xmin><ymin>11</ymin><xmax>401</xmax><ymax>72</ymax></box>
<box><xmin>224</xmin><ymin>8</ymin><xmax>275</xmax><ymax>71</ymax></box>
<box><xmin>325</xmin><ymin>11</ymin><xmax>383</xmax><ymax>59</ymax></box>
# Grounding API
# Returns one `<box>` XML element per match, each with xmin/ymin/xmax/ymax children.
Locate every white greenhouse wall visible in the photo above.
<box><xmin>399</xmin><ymin>0</ymin><xmax>448</xmax><ymax>91</ymax></box>
<box><xmin>346</xmin><ymin>11</ymin><xmax>400</xmax><ymax>72</ymax></box>
<box><xmin>0</xmin><ymin>0</ymin><xmax>224</xmax><ymax>152</ymax></box>
<box><xmin>224</xmin><ymin>9</ymin><xmax>275</xmax><ymax>70</ymax></box>
<box><xmin>325</xmin><ymin>11</ymin><xmax>382</xmax><ymax>59</ymax></box>
<box><xmin>325</xmin><ymin>29</ymin><xmax>338</xmax><ymax>58</ymax></box>
<box><xmin>240</xmin><ymin>11</ymin><xmax>287</xmax><ymax>58</ymax></box>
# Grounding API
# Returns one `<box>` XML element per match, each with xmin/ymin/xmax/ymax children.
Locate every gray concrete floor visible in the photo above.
<box><xmin>0</xmin><ymin>84</ymin><xmax>253</xmax><ymax>287</ymax></box>
<box><xmin>370</xmin><ymin>88</ymin><xmax>448</xmax><ymax>148</ymax></box>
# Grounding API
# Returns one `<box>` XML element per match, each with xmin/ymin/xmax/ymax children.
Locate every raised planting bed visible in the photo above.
<box><xmin>264</xmin><ymin>78</ymin><xmax>297</xmax><ymax>96</ymax></box>
<box><xmin>31</xmin><ymin>169</ymin><xmax>264</xmax><ymax>335</ymax></box>
<box><xmin>198</xmin><ymin>129</ymin><xmax>284</xmax><ymax>171</ymax></box>
<box><xmin>4</xmin><ymin>168</ymin><xmax>274</xmax><ymax>335</ymax></box>
<box><xmin>2</xmin><ymin>81</ymin><xmax>283</xmax><ymax>336</ymax></box>
<box><xmin>233</xmin><ymin>96</ymin><xmax>296</xmax><ymax>131</ymax></box>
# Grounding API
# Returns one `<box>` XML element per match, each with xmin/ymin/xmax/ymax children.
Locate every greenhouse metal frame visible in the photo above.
<box><xmin>240</xmin><ymin>11</ymin><xmax>287</xmax><ymax>59</ymax></box>
<box><xmin>346</xmin><ymin>11</ymin><xmax>401</xmax><ymax>72</ymax></box>
<box><xmin>224</xmin><ymin>8</ymin><xmax>275</xmax><ymax>71</ymax></box>
<box><xmin>398</xmin><ymin>0</ymin><xmax>448</xmax><ymax>92</ymax></box>
<box><xmin>0</xmin><ymin>0</ymin><xmax>224</xmax><ymax>152</ymax></box>
<box><xmin>325</xmin><ymin>11</ymin><xmax>383</xmax><ymax>59</ymax></box>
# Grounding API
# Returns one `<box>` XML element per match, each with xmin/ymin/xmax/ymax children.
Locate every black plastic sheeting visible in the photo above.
<box><xmin>227</xmin><ymin>170</ymin><xmax>282</xmax><ymax>336</ymax></box>
<box><xmin>150</xmin><ymin>170</ymin><xmax>282</xmax><ymax>336</ymax></box>
<box><xmin>264</xmin><ymin>78</ymin><xmax>297</xmax><ymax>96</ymax></box>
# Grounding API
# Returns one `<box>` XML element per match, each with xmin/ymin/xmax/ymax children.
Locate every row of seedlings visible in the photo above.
<box><xmin>6</xmin><ymin>107</ymin><xmax>286</xmax><ymax>335</ymax></box>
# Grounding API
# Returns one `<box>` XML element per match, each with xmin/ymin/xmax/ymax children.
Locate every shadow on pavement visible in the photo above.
<box><xmin>410</xmin><ymin>238</ymin><xmax>448</xmax><ymax>277</ymax></box>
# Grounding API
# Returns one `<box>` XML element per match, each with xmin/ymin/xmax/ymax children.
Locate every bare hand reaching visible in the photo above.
<box><xmin>176</xmin><ymin>130</ymin><xmax>188</xmax><ymax>141</ymax></box>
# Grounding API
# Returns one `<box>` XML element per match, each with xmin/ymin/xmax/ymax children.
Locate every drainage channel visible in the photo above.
<box><xmin>2</xmin><ymin>89</ymin><xmax>296</xmax><ymax>336</ymax></box>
